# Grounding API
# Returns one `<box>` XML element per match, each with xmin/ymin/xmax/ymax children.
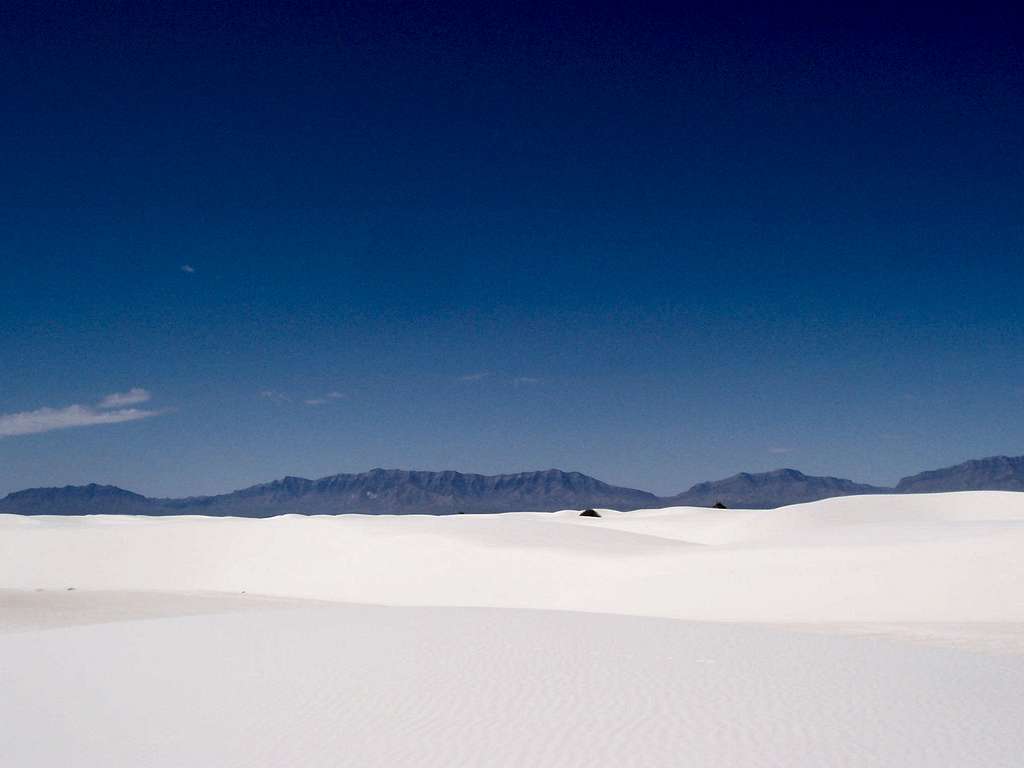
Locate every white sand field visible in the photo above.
<box><xmin>2</xmin><ymin>491</ymin><xmax>1023</xmax><ymax>766</ymax></box>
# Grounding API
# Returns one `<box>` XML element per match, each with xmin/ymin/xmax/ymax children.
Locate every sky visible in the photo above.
<box><xmin>1</xmin><ymin>2</ymin><xmax>1022</xmax><ymax>497</ymax></box>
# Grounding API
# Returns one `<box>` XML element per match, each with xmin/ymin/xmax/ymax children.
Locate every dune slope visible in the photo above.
<box><xmin>3</xmin><ymin>601</ymin><xmax>1024</xmax><ymax>768</ymax></box>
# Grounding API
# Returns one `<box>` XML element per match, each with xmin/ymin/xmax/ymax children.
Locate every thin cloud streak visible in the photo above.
<box><xmin>305</xmin><ymin>391</ymin><xmax>348</xmax><ymax>406</ymax></box>
<box><xmin>259</xmin><ymin>390</ymin><xmax>291</xmax><ymax>403</ymax></box>
<box><xmin>459</xmin><ymin>372</ymin><xmax>491</xmax><ymax>382</ymax></box>
<box><xmin>0</xmin><ymin>403</ymin><xmax>160</xmax><ymax>438</ymax></box>
<box><xmin>98</xmin><ymin>388</ymin><xmax>151</xmax><ymax>409</ymax></box>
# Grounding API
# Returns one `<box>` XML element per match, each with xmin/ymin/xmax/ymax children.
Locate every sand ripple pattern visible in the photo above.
<box><xmin>2</xmin><ymin>603</ymin><xmax>1023</xmax><ymax>767</ymax></box>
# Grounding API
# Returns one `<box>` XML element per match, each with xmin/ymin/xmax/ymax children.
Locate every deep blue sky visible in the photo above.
<box><xmin>1</xmin><ymin>2</ymin><xmax>1022</xmax><ymax>497</ymax></box>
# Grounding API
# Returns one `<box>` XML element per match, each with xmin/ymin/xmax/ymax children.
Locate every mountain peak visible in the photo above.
<box><xmin>767</xmin><ymin>468</ymin><xmax>807</xmax><ymax>479</ymax></box>
<box><xmin>4</xmin><ymin>483</ymin><xmax>145</xmax><ymax>501</ymax></box>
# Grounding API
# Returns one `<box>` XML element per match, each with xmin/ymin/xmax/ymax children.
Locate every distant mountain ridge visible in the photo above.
<box><xmin>667</xmin><ymin>468</ymin><xmax>885</xmax><ymax>509</ymax></box>
<box><xmin>159</xmin><ymin>468</ymin><xmax>660</xmax><ymax>516</ymax></box>
<box><xmin>1</xmin><ymin>484</ymin><xmax>156</xmax><ymax>516</ymax></box>
<box><xmin>0</xmin><ymin>469</ymin><xmax>659</xmax><ymax>517</ymax></box>
<box><xmin>895</xmin><ymin>455</ymin><xmax>1024</xmax><ymax>494</ymax></box>
<box><xmin>2</xmin><ymin>455</ymin><xmax>1024</xmax><ymax>516</ymax></box>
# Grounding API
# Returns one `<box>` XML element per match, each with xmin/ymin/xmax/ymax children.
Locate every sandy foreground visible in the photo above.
<box><xmin>2</xmin><ymin>491</ymin><xmax>1023</xmax><ymax>766</ymax></box>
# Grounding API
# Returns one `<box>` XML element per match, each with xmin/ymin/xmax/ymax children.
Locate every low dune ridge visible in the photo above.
<box><xmin>2</xmin><ymin>491</ymin><xmax>1022</xmax><ymax>624</ymax></box>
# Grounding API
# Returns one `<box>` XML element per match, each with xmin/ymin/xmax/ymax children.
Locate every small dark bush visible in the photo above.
<box><xmin>579</xmin><ymin>509</ymin><xmax>601</xmax><ymax>518</ymax></box>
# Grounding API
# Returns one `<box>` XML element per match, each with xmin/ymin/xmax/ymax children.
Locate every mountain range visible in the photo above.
<box><xmin>2</xmin><ymin>455</ymin><xmax>1023</xmax><ymax>517</ymax></box>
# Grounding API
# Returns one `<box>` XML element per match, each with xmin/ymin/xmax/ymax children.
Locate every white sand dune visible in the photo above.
<box><xmin>2</xmin><ymin>491</ymin><xmax>1022</xmax><ymax>622</ymax></box>
<box><xmin>2</xmin><ymin>491</ymin><xmax>1023</xmax><ymax>766</ymax></box>
<box><xmin>4</xmin><ymin>600</ymin><xmax>1024</xmax><ymax>767</ymax></box>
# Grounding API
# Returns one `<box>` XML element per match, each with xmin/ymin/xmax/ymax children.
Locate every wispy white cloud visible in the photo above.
<box><xmin>265</xmin><ymin>388</ymin><xmax>346</xmax><ymax>406</ymax></box>
<box><xmin>259</xmin><ymin>390</ymin><xmax>291</xmax><ymax>403</ymax></box>
<box><xmin>768</xmin><ymin>446</ymin><xmax>793</xmax><ymax>454</ymax></box>
<box><xmin>0</xmin><ymin>398</ymin><xmax>161</xmax><ymax>438</ymax></box>
<box><xmin>459</xmin><ymin>372</ymin><xmax>492</xmax><ymax>382</ymax></box>
<box><xmin>513</xmin><ymin>376</ymin><xmax>540</xmax><ymax>385</ymax></box>
<box><xmin>305</xmin><ymin>391</ymin><xmax>348</xmax><ymax>406</ymax></box>
<box><xmin>181</xmin><ymin>264</ymin><xmax>196</xmax><ymax>273</ymax></box>
<box><xmin>98</xmin><ymin>387</ymin><xmax>151</xmax><ymax>409</ymax></box>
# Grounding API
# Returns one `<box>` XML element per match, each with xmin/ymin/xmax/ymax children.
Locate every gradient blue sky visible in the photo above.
<box><xmin>2</xmin><ymin>3</ymin><xmax>1022</xmax><ymax>497</ymax></box>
